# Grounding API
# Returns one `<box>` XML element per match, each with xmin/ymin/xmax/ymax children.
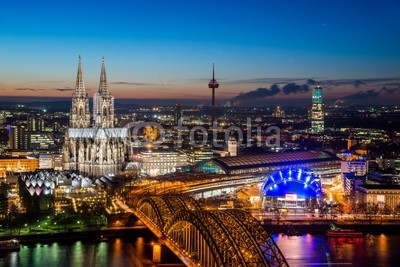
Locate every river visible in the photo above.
<box><xmin>273</xmin><ymin>233</ymin><xmax>400</xmax><ymax>266</ymax></box>
<box><xmin>0</xmin><ymin>233</ymin><xmax>399</xmax><ymax>266</ymax></box>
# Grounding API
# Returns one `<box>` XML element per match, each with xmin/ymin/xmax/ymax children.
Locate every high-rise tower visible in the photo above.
<box><xmin>174</xmin><ymin>104</ymin><xmax>183</xmax><ymax>125</ymax></box>
<box><xmin>93</xmin><ymin>57</ymin><xmax>115</xmax><ymax>128</ymax></box>
<box><xmin>69</xmin><ymin>56</ymin><xmax>90</xmax><ymax>128</ymax></box>
<box><xmin>208</xmin><ymin>64</ymin><xmax>219</xmax><ymax>123</ymax></box>
<box><xmin>310</xmin><ymin>83</ymin><xmax>324</xmax><ymax>133</ymax></box>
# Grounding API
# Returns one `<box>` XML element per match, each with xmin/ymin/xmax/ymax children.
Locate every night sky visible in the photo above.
<box><xmin>0</xmin><ymin>0</ymin><xmax>399</xmax><ymax>105</ymax></box>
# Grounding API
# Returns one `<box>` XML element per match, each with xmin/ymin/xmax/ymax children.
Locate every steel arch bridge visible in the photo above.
<box><xmin>134</xmin><ymin>195</ymin><xmax>288</xmax><ymax>267</ymax></box>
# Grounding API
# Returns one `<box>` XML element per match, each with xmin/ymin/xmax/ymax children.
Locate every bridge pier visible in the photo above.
<box><xmin>152</xmin><ymin>242</ymin><xmax>162</xmax><ymax>263</ymax></box>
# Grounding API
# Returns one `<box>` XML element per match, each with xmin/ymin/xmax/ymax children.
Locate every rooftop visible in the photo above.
<box><xmin>214</xmin><ymin>150</ymin><xmax>339</xmax><ymax>170</ymax></box>
<box><xmin>68</xmin><ymin>127</ymin><xmax>128</xmax><ymax>139</ymax></box>
<box><xmin>357</xmin><ymin>184</ymin><xmax>400</xmax><ymax>190</ymax></box>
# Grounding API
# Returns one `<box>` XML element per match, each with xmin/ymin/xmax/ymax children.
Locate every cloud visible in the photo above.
<box><xmin>15</xmin><ymin>88</ymin><xmax>45</xmax><ymax>91</ymax></box>
<box><xmin>219</xmin><ymin>91</ymin><xmax>240</xmax><ymax>95</ymax></box>
<box><xmin>357</xmin><ymin>78</ymin><xmax>400</xmax><ymax>83</ymax></box>
<box><xmin>307</xmin><ymin>79</ymin><xmax>318</xmax><ymax>85</ymax></box>
<box><xmin>176</xmin><ymin>78</ymin><xmax>212</xmax><ymax>82</ymax></box>
<box><xmin>227</xmin><ymin>77</ymin><xmax>306</xmax><ymax>85</ymax></box>
<box><xmin>110</xmin><ymin>81</ymin><xmax>155</xmax><ymax>86</ymax></box>
<box><xmin>223</xmin><ymin>77</ymin><xmax>400</xmax><ymax>92</ymax></box>
<box><xmin>334</xmin><ymin>85</ymin><xmax>400</xmax><ymax>106</ymax></box>
<box><xmin>381</xmin><ymin>86</ymin><xmax>400</xmax><ymax>94</ymax></box>
<box><xmin>349</xmin><ymin>89</ymin><xmax>380</xmax><ymax>99</ymax></box>
<box><xmin>322</xmin><ymin>78</ymin><xmax>400</xmax><ymax>87</ymax></box>
<box><xmin>232</xmin><ymin>84</ymin><xmax>281</xmax><ymax>101</ymax></box>
<box><xmin>54</xmin><ymin>88</ymin><xmax>74</xmax><ymax>92</ymax></box>
<box><xmin>282</xmin><ymin>83</ymin><xmax>309</xmax><ymax>95</ymax></box>
<box><xmin>334</xmin><ymin>89</ymin><xmax>380</xmax><ymax>105</ymax></box>
<box><xmin>353</xmin><ymin>80</ymin><xmax>364</xmax><ymax>87</ymax></box>
<box><xmin>34</xmin><ymin>80</ymin><xmax>65</xmax><ymax>84</ymax></box>
<box><xmin>381</xmin><ymin>82</ymin><xmax>400</xmax><ymax>87</ymax></box>
<box><xmin>231</xmin><ymin>82</ymin><xmax>311</xmax><ymax>106</ymax></box>
<box><xmin>16</xmin><ymin>88</ymin><xmax>35</xmax><ymax>91</ymax></box>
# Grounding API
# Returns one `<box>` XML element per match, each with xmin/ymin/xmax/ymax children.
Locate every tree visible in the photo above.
<box><xmin>272</xmin><ymin>203</ymin><xmax>287</xmax><ymax>225</ymax></box>
<box><xmin>379</xmin><ymin>204</ymin><xmax>391</xmax><ymax>215</ymax></box>
<box><xmin>318</xmin><ymin>203</ymin><xmax>329</xmax><ymax>220</ymax></box>
<box><xmin>335</xmin><ymin>203</ymin><xmax>345</xmax><ymax>219</ymax></box>
<box><xmin>349</xmin><ymin>202</ymin><xmax>362</xmax><ymax>219</ymax></box>
<box><xmin>393</xmin><ymin>204</ymin><xmax>400</xmax><ymax>219</ymax></box>
<box><xmin>6</xmin><ymin>203</ymin><xmax>22</xmax><ymax>234</ymax></box>
<box><xmin>79</xmin><ymin>202</ymin><xmax>106</xmax><ymax>228</ymax></box>
<box><xmin>79</xmin><ymin>202</ymin><xmax>92</xmax><ymax>227</ymax></box>
<box><xmin>359</xmin><ymin>202</ymin><xmax>379</xmax><ymax>224</ymax></box>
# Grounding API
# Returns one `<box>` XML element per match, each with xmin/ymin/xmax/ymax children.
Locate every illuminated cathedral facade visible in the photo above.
<box><xmin>63</xmin><ymin>57</ymin><xmax>130</xmax><ymax>177</ymax></box>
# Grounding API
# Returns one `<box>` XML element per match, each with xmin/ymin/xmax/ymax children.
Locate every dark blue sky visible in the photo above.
<box><xmin>0</xmin><ymin>0</ymin><xmax>399</xmax><ymax>104</ymax></box>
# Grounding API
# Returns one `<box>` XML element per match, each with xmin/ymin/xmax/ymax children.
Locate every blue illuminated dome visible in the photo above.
<box><xmin>262</xmin><ymin>168</ymin><xmax>322</xmax><ymax>199</ymax></box>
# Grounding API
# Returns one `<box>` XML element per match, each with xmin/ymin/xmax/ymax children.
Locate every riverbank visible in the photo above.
<box><xmin>0</xmin><ymin>226</ymin><xmax>150</xmax><ymax>244</ymax></box>
<box><xmin>265</xmin><ymin>221</ymin><xmax>400</xmax><ymax>235</ymax></box>
<box><xmin>2</xmin><ymin>220</ymin><xmax>399</xmax><ymax>244</ymax></box>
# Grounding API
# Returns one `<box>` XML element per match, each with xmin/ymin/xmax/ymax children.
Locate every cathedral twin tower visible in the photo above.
<box><xmin>63</xmin><ymin>57</ymin><xmax>129</xmax><ymax>177</ymax></box>
<box><xmin>69</xmin><ymin>56</ymin><xmax>115</xmax><ymax>128</ymax></box>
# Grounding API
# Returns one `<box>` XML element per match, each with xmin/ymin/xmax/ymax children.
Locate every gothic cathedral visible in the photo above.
<box><xmin>63</xmin><ymin>57</ymin><xmax>130</xmax><ymax>177</ymax></box>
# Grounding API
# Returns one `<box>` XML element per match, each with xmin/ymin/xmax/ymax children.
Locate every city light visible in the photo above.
<box><xmin>0</xmin><ymin>2</ymin><xmax>399</xmax><ymax>265</ymax></box>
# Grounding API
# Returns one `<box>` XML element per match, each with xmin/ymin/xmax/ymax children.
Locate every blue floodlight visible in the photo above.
<box><xmin>262</xmin><ymin>168</ymin><xmax>322</xmax><ymax>199</ymax></box>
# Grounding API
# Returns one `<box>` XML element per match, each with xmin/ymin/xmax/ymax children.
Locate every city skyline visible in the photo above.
<box><xmin>0</xmin><ymin>0</ymin><xmax>400</xmax><ymax>106</ymax></box>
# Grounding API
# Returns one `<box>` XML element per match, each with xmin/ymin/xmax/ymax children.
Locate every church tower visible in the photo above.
<box><xmin>69</xmin><ymin>56</ymin><xmax>90</xmax><ymax>128</ymax></box>
<box><xmin>93</xmin><ymin>57</ymin><xmax>115</xmax><ymax>128</ymax></box>
<box><xmin>63</xmin><ymin>56</ymin><xmax>129</xmax><ymax>178</ymax></box>
<box><xmin>227</xmin><ymin>135</ymin><xmax>238</xmax><ymax>157</ymax></box>
<box><xmin>347</xmin><ymin>129</ymin><xmax>357</xmax><ymax>150</ymax></box>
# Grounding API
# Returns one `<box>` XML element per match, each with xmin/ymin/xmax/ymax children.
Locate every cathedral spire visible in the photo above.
<box><xmin>99</xmin><ymin>56</ymin><xmax>108</xmax><ymax>96</ymax></box>
<box><xmin>70</xmin><ymin>55</ymin><xmax>90</xmax><ymax>128</ymax></box>
<box><xmin>75</xmin><ymin>55</ymin><xmax>86</xmax><ymax>97</ymax></box>
<box><xmin>93</xmin><ymin>57</ymin><xmax>115</xmax><ymax>128</ymax></box>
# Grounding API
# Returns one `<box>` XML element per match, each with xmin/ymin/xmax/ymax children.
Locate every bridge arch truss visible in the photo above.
<box><xmin>135</xmin><ymin>195</ymin><xmax>288</xmax><ymax>267</ymax></box>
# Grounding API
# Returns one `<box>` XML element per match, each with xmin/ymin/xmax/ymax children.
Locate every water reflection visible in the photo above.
<box><xmin>273</xmin><ymin>233</ymin><xmax>400</xmax><ymax>267</ymax></box>
<box><xmin>273</xmin><ymin>234</ymin><xmax>328</xmax><ymax>266</ymax></box>
<box><xmin>377</xmin><ymin>234</ymin><xmax>388</xmax><ymax>266</ymax></box>
<box><xmin>1</xmin><ymin>239</ymin><xmax>142</xmax><ymax>267</ymax></box>
<box><xmin>0</xmin><ymin>234</ymin><xmax>398</xmax><ymax>267</ymax></box>
<box><xmin>135</xmin><ymin>237</ymin><xmax>145</xmax><ymax>256</ymax></box>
